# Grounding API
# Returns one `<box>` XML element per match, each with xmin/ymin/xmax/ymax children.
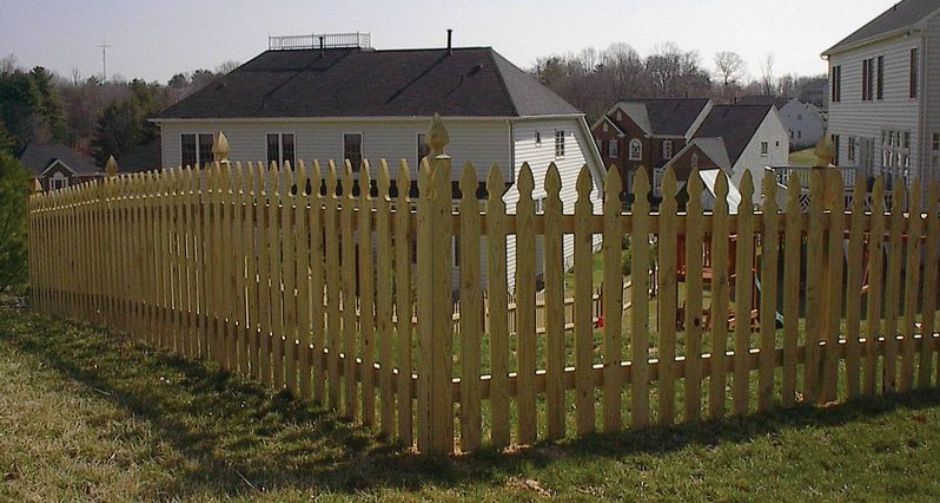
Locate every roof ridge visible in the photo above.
<box><xmin>486</xmin><ymin>49</ymin><xmax>520</xmax><ymax>117</ymax></box>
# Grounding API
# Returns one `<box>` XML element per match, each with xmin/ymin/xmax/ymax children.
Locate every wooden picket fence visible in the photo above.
<box><xmin>27</xmin><ymin>148</ymin><xmax>940</xmax><ymax>455</ymax></box>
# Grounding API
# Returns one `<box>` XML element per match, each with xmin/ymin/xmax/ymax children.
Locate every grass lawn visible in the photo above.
<box><xmin>789</xmin><ymin>147</ymin><xmax>820</xmax><ymax>167</ymax></box>
<box><xmin>3</xmin><ymin>306</ymin><xmax>940</xmax><ymax>502</ymax></box>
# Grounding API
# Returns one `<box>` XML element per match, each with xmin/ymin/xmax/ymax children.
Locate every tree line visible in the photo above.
<box><xmin>531</xmin><ymin>43</ymin><xmax>826</xmax><ymax>121</ymax></box>
<box><xmin>0</xmin><ymin>54</ymin><xmax>238</xmax><ymax>164</ymax></box>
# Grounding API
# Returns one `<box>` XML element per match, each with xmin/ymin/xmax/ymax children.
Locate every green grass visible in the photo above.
<box><xmin>4</xmin><ymin>306</ymin><xmax>940</xmax><ymax>501</ymax></box>
<box><xmin>789</xmin><ymin>147</ymin><xmax>821</xmax><ymax>167</ymax></box>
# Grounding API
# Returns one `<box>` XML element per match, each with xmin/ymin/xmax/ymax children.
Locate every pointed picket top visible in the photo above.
<box><xmin>661</xmin><ymin>166</ymin><xmax>677</xmax><ymax>205</ymax></box>
<box><xmin>295</xmin><ymin>160</ymin><xmax>308</xmax><ymax>197</ymax></box>
<box><xmin>417</xmin><ymin>157</ymin><xmax>432</xmax><ymax>198</ymax></box>
<box><xmin>252</xmin><ymin>161</ymin><xmax>264</xmax><ymax>199</ymax></box>
<box><xmin>605</xmin><ymin>166</ymin><xmax>622</xmax><ymax>207</ymax></box>
<box><xmin>343</xmin><ymin>160</ymin><xmax>355</xmax><ymax>202</ymax></box>
<box><xmin>487</xmin><ymin>163</ymin><xmax>505</xmax><ymax>204</ymax></box>
<box><xmin>518</xmin><ymin>162</ymin><xmax>534</xmax><ymax>199</ymax></box>
<box><xmin>688</xmin><ymin>168</ymin><xmax>703</xmax><ymax>208</ymax></box>
<box><xmin>892</xmin><ymin>176</ymin><xmax>905</xmax><ymax>212</ymax></box>
<box><xmin>762</xmin><ymin>167</ymin><xmax>778</xmax><ymax>212</ymax></box>
<box><xmin>377</xmin><ymin>159</ymin><xmax>391</xmax><ymax>200</ymax></box>
<box><xmin>326</xmin><ymin>160</ymin><xmax>338</xmax><ymax>199</ymax></box>
<box><xmin>714</xmin><ymin>169</ymin><xmax>729</xmax><ymax>213</ymax></box>
<box><xmin>910</xmin><ymin>178</ymin><xmax>923</xmax><ymax>215</ymax></box>
<box><xmin>871</xmin><ymin>176</ymin><xmax>885</xmax><ymax>214</ymax></box>
<box><xmin>311</xmin><ymin>160</ymin><xmax>323</xmax><ymax>197</ymax></box>
<box><xmin>232</xmin><ymin>161</ymin><xmax>244</xmax><ymax>197</ymax></box>
<box><xmin>427</xmin><ymin>113</ymin><xmax>449</xmax><ymax>158</ymax></box>
<box><xmin>576</xmin><ymin>165</ymin><xmax>593</xmax><ymax>198</ymax></box>
<box><xmin>459</xmin><ymin>161</ymin><xmax>478</xmax><ymax>204</ymax></box>
<box><xmin>359</xmin><ymin>159</ymin><xmax>372</xmax><ymax>200</ymax></box>
<box><xmin>544</xmin><ymin>163</ymin><xmax>561</xmax><ymax>198</ymax></box>
<box><xmin>738</xmin><ymin>170</ymin><xmax>754</xmax><ymax>213</ymax></box>
<box><xmin>397</xmin><ymin>159</ymin><xmax>411</xmax><ymax>201</ymax></box>
<box><xmin>814</xmin><ymin>131</ymin><xmax>835</xmax><ymax>168</ymax></box>
<box><xmin>213</xmin><ymin>131</ymin><xmax>231</xmax><ymax>164</ymax></box>
<box><xmin>105</xmin><ymin>155</ymin><xmax>118</xmax><ymax>178</ymax></box>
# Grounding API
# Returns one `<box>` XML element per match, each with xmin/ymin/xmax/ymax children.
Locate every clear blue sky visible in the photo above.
<box><xmin>0</xmin><ymin>0</ymin><xmax>894</xmax><ymax>83</ymax></box>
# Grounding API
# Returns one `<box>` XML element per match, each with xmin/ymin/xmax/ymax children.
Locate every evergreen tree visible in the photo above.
<box><xmin>0</xmin><ymin>152</ymin><xmax>29</xmax><ymax>293</ymax></box>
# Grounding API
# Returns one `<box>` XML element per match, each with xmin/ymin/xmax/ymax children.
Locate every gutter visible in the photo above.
<box><xmin>149</xmin><ymin>114</ymin><xmax>587</xmax><ymax>125</ymax></box>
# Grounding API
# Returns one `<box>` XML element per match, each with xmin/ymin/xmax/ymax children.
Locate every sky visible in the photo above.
<box><xmin>0</xmin><ymin>0</ymin><xmax>895</xmax><ymax>84</ymax></box>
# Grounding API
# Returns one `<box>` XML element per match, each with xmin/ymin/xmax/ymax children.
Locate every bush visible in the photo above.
<box><xmin>0</xmin><ymin>153</ymin><xmax>30</xmax><ymax>294</ymax></box>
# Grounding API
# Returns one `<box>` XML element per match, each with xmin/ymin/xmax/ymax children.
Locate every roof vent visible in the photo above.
<box><xmin>268</xmin><ymin>32</ymin><xmax>372</xmax><ymax>51</ymax></box>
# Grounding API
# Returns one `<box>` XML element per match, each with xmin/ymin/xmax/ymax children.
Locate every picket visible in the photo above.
<box><xmin>603</xmin><ymin>166</ymin><xmax>624</xmax><ymax>432</ymax></box>
<box><xmin>574</xmin><ymin>166</ymin><xmax>596</xmax><ymax>435</ymax></box>
<box><xmin>920</xmin><ymin>181</ymin><xmax>940</xmax><ymax>389</ymax></box>
<box><xmin>733</xmin><ymin>171</ymin><xmax>755</xmax><ymax>416</ymax></box>
<box><xmin>657</xmin><ymin>168</ymin><xmax>678</xmax><ymax>425</ymax></box>
<box><xmin>543</xmin><ymin>164</ymin><xmax>566</xmax><ymax>440</ymax></box>
<box><xmin>458</xmin><ymin>163</ymin><xmax>482</xmax><ymax>451</ymax></box>
<box><xmin>516</xmin><ymin>164</ymin><xmax>538</xmax><ymax>445</ymax></box>
<box><xmin>708</xmin><ymin>171</ymin><xmax>730</xmax><ymax>419</ymax></box>
<box><xmin>758</xmin><ymin>173</ymin><xmax>779</xmax><ymax>411</ymax></box>
<box><xmin>684</xmin><ymin>170</ymin><xmax>705</xmax><ymax>420</ymax></box>
<box><xmin>900</xmin><ymin>182</ymin><xmax>923</xmax><ymax>392</ymax></box>
<box><xmin>864</xmin><ymin>178</ymin><xmax>886</xmax><ymax>396</ymax></box>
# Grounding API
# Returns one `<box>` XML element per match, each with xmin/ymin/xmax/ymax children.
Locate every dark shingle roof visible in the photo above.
<box><xmin>693</xmin><ymin>105</ymin><xmax>773</xmax><ymax>165</ymax></box>
<box><xmin>615</xmin><ymin>98</ymin><xmax>710</xmax><ymax>136</ymax></box>
<box><xmin>119</xmin><ymin>138</ymin><xmax>162</xmax><ymax>172</ymax></box>
<box><xmin>824</xmin><ymin>0</ymin><xmax>940</xmax><ymax>55</ymax></box>
<box><xmin>17</xmin><ymin>143</ymin><xmax>99</xmax><ymax>177</ymax></box>
<box><xmin>156</xmin><ymin>47</ymin><xmax>579</xmax><ymax>119</ymax></box>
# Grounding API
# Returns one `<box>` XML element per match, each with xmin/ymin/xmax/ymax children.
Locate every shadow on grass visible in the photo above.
<box><xmin>2</xmin><ymin>309</ymin><xmax>940</xmax><ymax>498</ymax></box>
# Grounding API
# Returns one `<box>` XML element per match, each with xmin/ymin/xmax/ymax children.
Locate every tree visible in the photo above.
<box><xmin>0</xmin><ymin>69</ymin><xmax>42</xmax><ymax>152</ymax></box>
<box><xmin>90</xmin><ymin>79</ymin><xmax>162</xmax><ymax>164</ymax></box>
<box><xmin>760</xmin><ymin>53</ymin><xmax>776</xmax><ymax>95</ymax></box>
<box><xmin>714</xmin><ymin>51</ymin><xmax>745</xmax><ymax>87</ymax></box>
<box><xmin>30</xmin><ymin>66</ymin><xmax>67</xmax><ymax>142</ymax></box>
<box><xmin>0</xmin><ymin>152</ymin><xmax>30</xmax><ymax>293</ymax></box>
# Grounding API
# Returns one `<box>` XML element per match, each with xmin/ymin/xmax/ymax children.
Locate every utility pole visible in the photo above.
<box><xmin>96</xmin><ymin>39</ymin><xmax>111</xmax><ymax>81</ymax></box>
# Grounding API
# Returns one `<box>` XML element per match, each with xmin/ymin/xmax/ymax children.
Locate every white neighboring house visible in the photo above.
<box><xmin>823</xmin><ymin>0</ymin><xmax>940</xmax><ymax>189</ymax></box>
<box><xmin>656</xmin><ymin>104</ymin><xmax>789</xmax><ymax>204</ymax></box>
<box><xmin>777</xmin><ymin>98</ymin><xmax>827</xmax><ymax>149</ymax></box>
<box><xmin>152</xmin><ymin>33</ymin><xmax>604</xmax><ymax>290</ymax></box>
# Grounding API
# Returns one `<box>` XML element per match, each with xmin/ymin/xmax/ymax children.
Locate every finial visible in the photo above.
<box><xmin>105</xmin><ymin>155</ymin><xmax>118</xmax><ymax>177</ymax></box>
<box><xmin>814</xmin><ymin>130</ymin><xmax>835</xmax><ymax>168</ymax></box>
<box><xmin>427</xmin><ymin>113</ymin><xmax>449</xmax><ymax>158</ymax></box>
<box><xmin>213</xmin><ymin>131</ymin><xmax>231</xmax><ymax>164</ymax></box>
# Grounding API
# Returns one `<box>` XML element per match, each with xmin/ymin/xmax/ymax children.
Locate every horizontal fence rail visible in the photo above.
<box><xmin>27</xmin><ymin>154</ymin><xmax>940</xmax><ymax>455</ymax></box>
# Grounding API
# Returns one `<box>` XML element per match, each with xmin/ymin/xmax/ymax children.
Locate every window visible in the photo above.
<box><xmin>535</xmin><ymin>131</ymin><xmax>542</xmax><ymax>146</ymax></box>
<box><xmin>690</xmin><ymin>153</ymin><xmax>699</xmax><ymax>171</ymax></box>
<box><xmin>790</xmin><ymin>130</ymin><xmax>794</xmax><ymax>139</ymax></box>
<box><xmin>49</xmin><ymin>172</ymin><xmax>68</xmax><ymax>190</ymax></box>
<box><xmin>266</xmin><ymin>133</ymin><xmax>295</xmax><ymax>168</ymax></box>
<box><xmin>775</xmin><ymin>141</ymin><xmax>780</xmax><ymax>148</ymax></box>
<box><xmin>933</xmin><ymin>133</ymin><xmax>939</xmax><ymax>151</ymax></box>
<box><xmin>554</xmin><ymin>130</ymin><xmax>565</xmax><ymax>157</ymax></box>
<box><xmin>344</xmin><ymin>133</ymin><xmax>363</xmax><ymax>170</ymax></box>
<box><xmin>831</xmin><ymin>65</ymin><xmax>842</xmax><ymax>102</ymax></box>
<box><xmin>629</xmin><ymin>138</ymin><xmax>642</xmax><ymax>161</ymax></box>
<box><xmin>608</xmin><ymin>139</ymin><xmax>618</xmax><ymax>158</ymax></box>
<box><xmin>847</xmin><ymin>136</ymin><xmax>856</xmax><ymax>162</ymax></box>
<box><xmin>416</xmin><ymin>133</ymin><xmax>430</xmax><ymax>166</ymax></box>
<box><xmin>910</xmin><ymin>48</ymin><xmax>919</xmax><ymax>99</ymax></box>
<box><xmin>181</xmin><ymin>133</ymin><xmax>214</xmax><ymax>168</ymax></box>
<box><xmin>862</xmin><ymin>59</ymin><xmax>873</xmax><ymax>101</ymax></box>
<box><xmin>662</xmin><ymin>139</ymin><xmax>673</xmax><ymax>160</ymax></box>
<box><xmin>877</xmin><ymin>56</ymin><xmax>884</xmax><ymax>100</ymax></box>
<box><xmin>760</xmin><ymin>141</ymin><xmax>768</xmax><ymax>157</ymax></box>
<box><xmin>798</xmin><ymin>130</ymin><xmax>802</xmax><ymax>139</ymax></box>
<box><xmin>833</xmin><ymin>135</ymin><xmax>840</xmax><ymax>165</ymax></box>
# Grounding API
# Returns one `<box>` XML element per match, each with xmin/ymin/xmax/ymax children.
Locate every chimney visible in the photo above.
<box><xmin>447</xmin><ymin>29</ymin><xmax>453</xmax><ymax>55</ymax></box>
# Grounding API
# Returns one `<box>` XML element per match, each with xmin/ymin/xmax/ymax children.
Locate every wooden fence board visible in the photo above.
<box><xmin>544</xmin><ymin>164</ymin><xmax>566</xmax><ymax>440</ymax></box>
<box><xmin>575</xmin><ymin>167</ymin><xmax>597</xmax><ymax>435</ymax></box>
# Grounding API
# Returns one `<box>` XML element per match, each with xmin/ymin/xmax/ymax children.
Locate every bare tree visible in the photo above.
<box><xmin>215</xmin><ymin>60</ymin><xmax>241</xmax><ymax>75</ymax></box>
<box><xmin>714</xmin><ymin>51</ymin><xmax>745</xmax><ymax>86</ymax></box>
<box><xmin>760</xmin><ymin>53</ymin><xmax>776</xmax><ymax>95</ymax></box>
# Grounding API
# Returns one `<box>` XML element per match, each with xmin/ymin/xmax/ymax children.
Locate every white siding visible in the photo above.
<box><xmin>502</xmin><ymin>117</ymin><xmax>603</xmax><ymax>290</ymax></box>
<box><xmin>731</xmin><ymin>110</ymin><xmax>789</xmax><ymax>203</ymax></box>
<box><xmin>158</xmin><ymin>118</ymin><xmax>511</xmax><ymax>180</ymax></box>
<box><xmin>828</xmin><ymin>34</ymin><xmax>923</xmax><ymax>179</ymax></box>
<box><xmin>925</xmin><ymin>14</ymin><xmax>940</xmax><ymax>181</ymax></box>
<box><xmin>778</xmin><ymin>99</ymin><xmax>826</xmax><ymax>149</ymax></box>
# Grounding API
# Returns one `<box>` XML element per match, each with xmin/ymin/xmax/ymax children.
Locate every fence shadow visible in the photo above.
<box><xmin>3</xmin><ymin>310</ymin><xmax>940</xmax><ymax>498</ymax></box>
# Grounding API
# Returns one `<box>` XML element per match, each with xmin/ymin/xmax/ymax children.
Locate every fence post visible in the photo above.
<box><xmin>416</xmin><ymin>114</ymin><xmax>454</xmax><ymax>454</ymax></box>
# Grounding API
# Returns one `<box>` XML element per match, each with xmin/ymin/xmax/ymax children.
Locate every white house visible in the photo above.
<box><xmin>823</xmin><ymin>0</ymin><xmax>940</xmax><ymax>189</ymax></box>
<box><xmin>152</xmin><ymin>33</ymin><xmax>604</xmax><ymax>289</ymax></box>
<box><xmin>777</xmin><ymin>98</ymin><xmax>827</xmax><ymax>149</ymax></box>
